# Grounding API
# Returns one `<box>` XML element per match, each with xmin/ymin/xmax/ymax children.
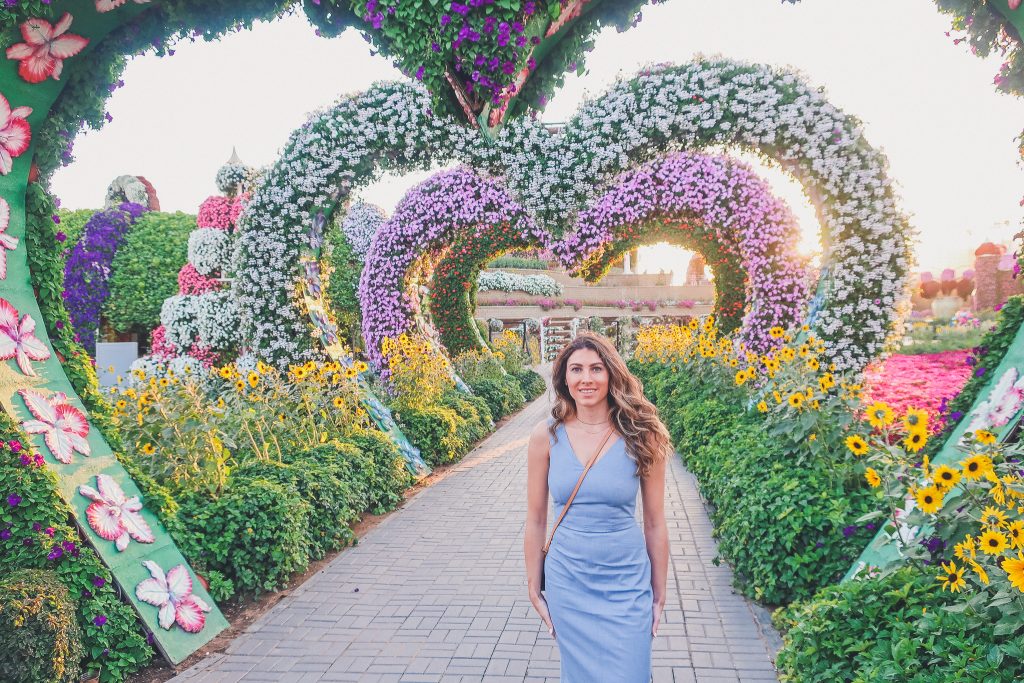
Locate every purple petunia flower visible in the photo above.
<box><xmin>93</xmin><ymin>615</ymin><xmax>107</xmax><ymax>627</ymax></box>
<box><xmin>92</xmin><ymin>576</ymin><xmax>106</xmax><ymax>588</ymax></box>
<box><xmin>0</xmin><ymin>529</ymin><xmax>10</xmax><ymax>541</ymax></box>
<box><xmin>47</xmin><ymin>545</ymin><xmax>63</xmax><ymax>561</ymax></box>
<box><xmin>7</xmin><ymin>494</ymin><xmax>20</xmax><ymax>507</ymax></box>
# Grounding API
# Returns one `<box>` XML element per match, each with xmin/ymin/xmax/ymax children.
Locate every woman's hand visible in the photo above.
<box><xmin>652</xmin><ymin>597</ymin><xmax>665</xmax><ymax>637</ymax></box>
<box><xmin>531</xmin><ymin>591</ymin><xmax>556</xmax><ymax>639</ymax></box>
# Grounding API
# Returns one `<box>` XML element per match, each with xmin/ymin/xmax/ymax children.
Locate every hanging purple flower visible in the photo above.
<box><xmin>6</xmin><ymin>493</ymin><xmax>21</xmax><ymax>507</ymax></box>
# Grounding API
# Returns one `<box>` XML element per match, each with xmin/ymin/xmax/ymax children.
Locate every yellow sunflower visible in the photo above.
<box><xmin>140</xmin><ymin>443</ymin><xmax>156</xmax><ymax>456</ymax></box>
<box><xmin>344</xmin><ymin>367</ymin><xmax>359</xmax><ymax>379</ymax></box>
<box><xmin>866</xmin><ymin>402</ymin><xmax>895</xmax><ymax>429</ymax></box>
<box><xmin>115</xmin><ymin>399</ymin><xmax>127</xmax><ymax>410</ymax></box>
<box><xmin>981</xmin><ymin>506</ymin><xmax>1008</xmax><ymax>529</ymax></box>
<box><xmin>818</xmin><ymin>373</ymin><xmax>836</xmax><ymax>392</ymax></box>
<box><xmin>773</xmin><ymin>390</ymin><xmax>783</xmax><ymax>404</ymax></box>
<box><xmin>902</xmin><ymin>408</ymin><xmax>929</xmax><ymax>434</ymax></box>
<box><xmin>864</xmin><ymin>467</ymin><xmax>881</xmax><ymax>488</ymax></box>
<box><xmin>961</xmin><ymin>454</ymin><xmax>994</xmax><ymax>481</ymax></box>
<box><xmin>218</xmin><ymin>366</ymin><xmax>233</xmax><ymax>380</ymax></box>
<box><xmin>757</xmin><ymin>401</ymin><xmax>769</xmax><ymax>413</ymax></box>
<box><xmin>356</xmin><ymin>361</ymin><xmax>369</xmax><ymax>373</ymax></box>
<box><xmin>735</xmin><ymin>370</ymin><xmax>748</xmax><ymax>386</ymax></box>
<box><xmin>1003</xmin><ymin>552</ymin><xmax>1024</xmax><ymax>592</ymax></box>
<box><xmin>979</xmin><ymin>529</ymin><xmax>1009</xmax><ymax>556</ymax></box>
<box><xmin>937</xmin><ymin>560</ymin><xmax>966</xmax><ymax>593</ymax></box>
<box><xmin>915</xmin><ymin>486</ymin><xmax>944</xmax><ymax>515</ymax></box>
<box><xmin>788</xmin><ymin>392</ymin><xmax>804</xmax><ymax>409</ymax></box>
<box><xmin>967</xmin><ymin>558</ymin><xmax>990</xmax><ymax>585</ymax></box>
<box><xmin>234</xmin><ymin>379</ymin><xmax>246</xmax><ymax>392</ymax></box>
<box><xmin>806</xmin><ymin>358</ymin><xmax>820</xmax><ymax>371</ymax></box>
<box><xmin>932</xmin><ymin>465</ymin><xmax>960</xmax><ymax>491</ymax></box>
<box><xmin>247</xmin><ymin>372</ymin><xmax>260</xmax><ymax>388</ymax></box>
<box><xmin>158</xmin><ymin>377</ymin><xmax>169</xmax><ymax>388</ymax></box>
<box><xmin>954</xmin><ymin>536</ymin><xmax>976</xmax><ymax>560</ymax></box>
<box><xmin>903</xmin><ymin>431</ymin><xmax>927</xmax><ymax>453</ymax></box>
<box><xmin>845</xmin><ymin>435</ymin><xmax>869</xmax><ymax>457</ymax></box>
<box><xmin>975</xmin><ymin>429</ymin><xmax>998</xmax><ymax>445</ymax></box>
<box><xmin>332</xmin><ymin>396</ymin><xmax>346</xmax><ymax>409</ymax></box>
<box><xmin>1008</xmin><ymin>521</ymin><xmax>1024</xmax><ymax>550</ymax></box>
<box><xmin>769</xmin><ymin>326</ymin><xmax>785</xmax><ymax>339</ymax></box>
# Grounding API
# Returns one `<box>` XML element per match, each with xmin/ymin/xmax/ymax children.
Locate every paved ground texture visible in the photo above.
<box><xmin>172</xmin><ymin>379</ymin><xmax>780</xmax><ymax>682</ymax></box>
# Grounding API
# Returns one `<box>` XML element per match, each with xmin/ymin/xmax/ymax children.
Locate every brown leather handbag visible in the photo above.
<box><xmin>540</xmin><ymin>427</ymin><xmax>614</xmax><ymax>592</ymax></box>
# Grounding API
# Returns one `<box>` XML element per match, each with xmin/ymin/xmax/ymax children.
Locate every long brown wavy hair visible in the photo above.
<box><xmin>549</xmin><ymin>332</ymin><xmax>671</xmax><ymax>478</ymax></box>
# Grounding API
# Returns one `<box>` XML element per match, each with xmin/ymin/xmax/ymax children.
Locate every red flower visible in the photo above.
<box><xmin>5</xmin><ymin>14</ymin><xmax>89</xmax><ymax>84</ymax></box>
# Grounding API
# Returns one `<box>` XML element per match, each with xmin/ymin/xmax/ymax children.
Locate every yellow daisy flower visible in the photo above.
<box><xmin>332</xmin><ymin>396</ymin><xmax>346</xmax><ymax>409</ymax></box>
<box><xmin>845</xmin><ymin>435</ymin><xmax>869</xmax><ymax>457</ymax></box>
<box><xmin>866</xmin><ymin>402</ymin><xmax>895</xmax><ymax>429</ymax></box>
<box><xmin>979</xmin><ymin>529</ymin><xmax>1009</xmax><ymax>556</ymax></box>
<box><xmin>903</xmin><ymin>431</ymin><xmax>927</xmax><ymax>453</ymax></box>
<box><xmin>247</xmin><ymin>371</ymin><xmax>259</xmax><ymax>388</ymax></box>
<box><xmin>788</xmin><ymin>392</ymin><xmax>804</xmax><ymax>409</ymax></box>
<box><xmin>756</xmin><ymin>401</ymin><xmax>768</xmax><ymax>413</ymax></box>
<box><xmin>1002</xmin><ymin>551</ymin><xmax>1024</xmax><ymax>592</ymax></box>
<box><xmin>915</xmin><ymin>486</ymin><xmax>944</xmax><ymax>515</ymax></box>
<box><xmin>769</xmin><ymin>326</ymin><xmax>785</xmax><ymax>339</ymax></box>
<box><xmin>140</xmin><ymin>443</ymin><xmax>156</xmax><ymax>456</ymax></box>
<box><xmin>975</xmin><ymin>429</ymin><xmax>997</xmax><ymax>445</ymax></box>
<box><xmin>981</xmin><ymin>506</ymin><xmax>1008</xmax><ymax>529</ymax></box>
<box><xmin>864</xmin><ymin>467</ymin><xmax>881</xmax><ymax>488</ymax></box>
<box><xmin>937</xmin><ymin>560</ymin><xmax>966</xmax><ymax>593</ymax></box>
<box><xmin>932</xmin><ymin>465</ymin><xmax>960</xmax><ymax>491</ymax></box>
<box><xmin>961</xmin><ymin>454</ymin><xmax>994</xmax><ymax>481</ymax></box>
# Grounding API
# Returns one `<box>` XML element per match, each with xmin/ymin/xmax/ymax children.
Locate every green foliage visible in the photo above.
<box><xmin>900</xmin><ymin>319</ymin><xmax>993</xmax><ymax>354</ymax></box>
<box><xmin>775</xmin><ymin>568</ymin><xmax>1024</xmax><ymax>682</ymax></box>
<box><xmin>339</xmin><ymin>428</ymin><xmax>413</xmax><ymax>514</ymax></box>
<box><xmin>438</xmin><ymin>389</ymin><xmax>494</xmax><ymax>442</ymax></box>
<box><xmin>486</xmin><ymin>256</ymin><xmax>549</xmax><ymax>270</ymax></box>
<box><xmin>634</xmin><ymin>363</ymin><xmax>877</xmax><ymax>605</ymax></box>
<box><xmin>470</xmin><ymin>376</ymin><xmax>526</xmax><ymax>421</ymax></box>
<box><xmin>0</xmin><ymin>419</ymin><xmax>152</xmax><ymax>682</ymax></box>
<box><xmin>176</xmin><ymin>478</ymin><xmax>311</xmax><ymax>595</ymax></box>
<box><xmin>56</xmin><ymin>208</ymin><xmax>98</xmax><ymax>256</ymax></box>
<box><xmin>104</xmin><ymin>211</ymin><xmax>195</xmax><ymax>334</ymax></box>
<box><xmin>0</xmin><ymin>569</ymin><xmax>83</xmax><ymax>683</ymax></box>
<box><xmin>324</xmin><ymin>226</ymin><xmax>363</xmax><ymax>347</ymax></box>
<box><xmin>398</xmin><ymin>404</ymin><xmax>471</xmax><ymax>466</ymax></box>
<box><xmin>515</xmin><ymin>368</ymin><xmax>546</xmax><ymax>400</ymax></box>
<box><xmin>234</xmin><ymin>459</ymin><xmax>358</xmax><ymax>561</ymax></box>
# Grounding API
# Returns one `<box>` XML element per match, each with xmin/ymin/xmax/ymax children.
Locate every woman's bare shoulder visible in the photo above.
<box><xmin>528</xmin><ymin>419</ymin><xmax>553</xmax><ymax>451</ymax></box>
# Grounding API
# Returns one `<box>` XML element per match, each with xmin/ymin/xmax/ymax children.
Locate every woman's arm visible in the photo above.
<box><xmin>524</xmin><ymin>419</ymin><xmax>552</xmax><ymax>600</ymax></box>
<box><xmin>641</xmin><ymin>454</ymin><xmax>669</xmax><ymax>635</ymax></box>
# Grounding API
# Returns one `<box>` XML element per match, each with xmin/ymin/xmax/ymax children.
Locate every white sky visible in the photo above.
<box><xmin>51</xmin><ymin>0</ymin><xmax>1024</xmax><ymax>278</ymax></box>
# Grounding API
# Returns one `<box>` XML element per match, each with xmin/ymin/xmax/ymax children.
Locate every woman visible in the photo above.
<box><xmin>524</xmin><ymin>332</ymin><xmax>671</xmax><ymax>682</ymax></box>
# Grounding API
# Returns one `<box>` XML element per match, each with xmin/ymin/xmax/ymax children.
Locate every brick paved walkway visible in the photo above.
<box><xmin>172</xmin><ymin>377</ymin><xmax>779</xmax><ymax>682</ymax></box>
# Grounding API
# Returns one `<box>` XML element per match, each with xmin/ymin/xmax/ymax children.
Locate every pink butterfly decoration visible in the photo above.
<box><xmin>0</xmin><ymin>298</ymin><xmax>50</xmax><ymax>375</ymax></box>
<box><xmin>0</xmin><ymin>198</ymin><xmax>18</xmax><ymax>280</ymax></box>
<box><xmin>19</xmin><ymin>389</ymin><xmax>90</xmax><ymax>464</ymax></box>
<box><xmin>5</xmin><ymin>13</ymin><xmax>89</xmax><ymax>84</ymax></box>
<box><xmin>78</xmin><ymin>474</ymin><xmax>155</xmax><ymax>551</ymax></box>
<box><xmin>136</xmin><ymin>561</ymin><xmax>211</xmax><ymax>633</ymax></box>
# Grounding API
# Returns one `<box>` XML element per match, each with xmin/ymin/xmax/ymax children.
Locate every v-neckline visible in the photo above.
<box><xmin>560</xmin><ymin>423</ymin><xmax>622</xmax><ymax>470</ymax></box>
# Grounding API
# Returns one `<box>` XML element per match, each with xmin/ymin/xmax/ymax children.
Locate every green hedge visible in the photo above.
<box><xmin>469</xmin><ymin>375</ymin><xmax>526</xmax><ymax>421</ymax></box>
<box><xmin>56</xmin><ymin>208</ymin><xmax>97</xmax><ymax>254</ymax></box>
<box><xmin>398</xmin><ymin>404</ymin><xmax>470</xmax><ymax>466</ymax></box>
<box><xmin>0</xmin><ymin>569</ymin><xmax>84</xmax><ymax>683</ymax></box>
<box><xmin>631</xmin><ymin>361</ymin><xmax>877</xmax><ymax>605</ymax></box>
<box><xmin>104</xmin><ymin>211</ymin><xmax>195</xmax><ymax>335</ymax></box>
<box><xmin>515</xmin><ymin>368</ymin><xmax>547</xmax><ymax>401</ymax></box>
<box><xmin>775</xmin><ymin>568</ymin><xmax>1024</xmax><ymax>682</ymax></box>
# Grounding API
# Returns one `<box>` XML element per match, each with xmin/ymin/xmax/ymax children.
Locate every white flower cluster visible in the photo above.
<box><xmin>341</xmin><ymin>201</ymin><xmax>387</xmax><ymax>262</ymax></box>
<box><xmin>478</xmin><ymin>270</ymin><xmax>562</xmax><ymax>296</ymax></box>
<box><xmin>194</xmin><ymin>290</ymin><xmax>239</xmax><ymax>352</ymax></box>
<box><xmin>215</xmin><ymin>163</ymin><xmax>249</xmax><ymax>194</ymax></box>
<box><xmin>234</xmin><ymin>60</ymin><xmax>912</xmax><ymax>372</ymax></box>
<box><xmin>187</xmin><ymin>228</ymin><xmax>232</xmax><ymax>277</ymax></box>
<box><xmin>159</xmin><ymin>295</ymin><xmax>199</xmax><ymax>352</ymax></box>
<box><xmin>127</xmin><ymin>355</ymin><xmax>213</xmax><ymax>390</ymax></box>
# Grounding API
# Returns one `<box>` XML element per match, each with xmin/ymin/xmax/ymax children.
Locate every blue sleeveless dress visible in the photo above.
<box><xmin>545</xmin><ymin>422</ymin><xmax>653</xmax><ymax>682</ymax></box>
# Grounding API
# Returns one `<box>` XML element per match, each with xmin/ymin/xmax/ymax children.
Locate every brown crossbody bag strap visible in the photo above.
<box><xmin>543</xmin><ymin>427</ymin><xmax>615</xmax><ymax>555</ymax></box>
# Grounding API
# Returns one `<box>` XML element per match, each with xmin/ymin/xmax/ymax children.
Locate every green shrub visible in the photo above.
<box><xmin>339</xmin><ymin>428</ymin><xmax>412</xmax><ymax>514</ymax></box>
<box><xmin>0</xmin><ymin>424</ymin><xmax>152</xmax><ymax>681</ymax></box>
<box><xmin>470</xmin><ymin>376</ymin><xmax>525</xmax><ymax>420</ymax></box>
<box><xmin>0</xmin><ymin>569</ymin><xmax>83</xmax><ymax>683</ymax></box>
<box><xmin>234</xmin><ymin>459</ymin><xmax>358</xmax><ymax>561</ymax></box>
<box><xmin>56</xmin><ymin>208</ymin><xmax>97</xmax><ymax>256</ymax></box>
<box><xmin>176</xmin><ymin>478</ymin><xmax>311</xmax><ymax>594</ymax></box>
<box><xmin>775</xmin><ymin>568</ymin><xmax>1024</xmax><ymax>682</ymax></box>
<box><xmin>104</xmin><ymin>211</ymin><xmax>194</xmax><ymax>334</ymax></box>
<box><xmin>438</xmin><ymin>389</ymin><xmax>493</xmax><ymax>442</ymax></box>
<box><xmin>398</xmin><ymin>404</ymin><xmax>470</xmax><ymax>466</ymax></box>
<box><xmin>486</xmin><ymin>256</ymin><xmax>548</xmax><ymax>270</ymax></box>
<box><xmin>636</xmin><ymin>363</ymin><xmax>876</xmax><ymax>605</ymax></box>
<box><xmin>515</xmin><ymin>368</ymin><xmax>546</xmax><ymax>400</ymax></box>
<box><xmin>324</xmin><ymin>227</ymin><xmax>362</xmax><ymax>347</ymax></box>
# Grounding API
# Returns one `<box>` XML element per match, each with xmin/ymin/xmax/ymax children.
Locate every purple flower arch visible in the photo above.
<box><xmin>553</xmin><ymin>151</ymin><xmax>810</xmax><ymax>352</ymax></box>
<box><xmin>62</xmin><ymin>203</ymin><xmax>148</xmax><ymax>354</ymax></box>
<box><xmin>360</xmin><ymin>167</ymin><xmax>545</xmax><ymax>369</ymax></box>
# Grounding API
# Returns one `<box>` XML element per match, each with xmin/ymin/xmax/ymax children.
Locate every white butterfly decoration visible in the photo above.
<box><xmin>78</xmin><ymin>474</ymin><xmax>155</xmax><ymax>551</ymax></box>
<box><xmin>136</xmin><ymin>561</ymin><xmax>211</xmax><ymax>633</ymax></box>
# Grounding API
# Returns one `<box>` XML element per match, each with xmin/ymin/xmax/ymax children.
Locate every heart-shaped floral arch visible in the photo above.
<box><xmin>406</xmin><ymin>150</ymin><xmax>808</xmax><ymax>362</ymax></box>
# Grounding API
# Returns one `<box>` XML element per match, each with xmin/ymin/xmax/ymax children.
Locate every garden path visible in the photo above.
<box><xmin>171</xmin><ymin>371</ymin><xmax>780</xmax><ymax>682</ymax></box>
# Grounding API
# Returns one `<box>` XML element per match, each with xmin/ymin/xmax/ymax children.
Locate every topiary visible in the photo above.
<box><xmin>103</xmin><ymin>211</ymin><xmax>195</xmax><ymax>336</ymax></box>
<box><xmin>0</xmin><ymin>569</ymin><xmax>84</xmax><ymax>683</ymax></box>
<box><xmin>233</xmin><ymin>458</ymin><xmax>358</xmax><ymax>561</ymax></box>
<box><xmin>175</xmin><ymin>478</ymin><xmax>311</xmax><ymax>595</ymax></box>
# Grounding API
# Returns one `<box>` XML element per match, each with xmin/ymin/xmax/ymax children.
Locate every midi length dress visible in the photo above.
<box><xmin>544</xmin><ymin>422</ymin><xmax>653</xmax><ymax>683</ymax></box>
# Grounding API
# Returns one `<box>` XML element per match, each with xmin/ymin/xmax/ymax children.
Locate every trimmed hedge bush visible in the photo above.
<box><xmin>470</xmin><ymin>375</ymin><xmax>525</xmax><ymax>421</ymax></box>
<box><xmin>515</xmin><ymin>368</ymin><xmax>547</xmax><ymax>401</ymax></box>
<box><xmin>0</xmin><ymin>569</ymin><xmax>83</xmax><ymax>683</ymax></box>
<box><xmin>104</xmin><ymin>211</ymin><xmax>195</xmax><ymax>335</ymax></box>
<box><xmin>398</xmin><ymin>404</ymin><xmax>470</xmax><ymax>466</ymax></box>
<box><xmin>631</xmin><ymin>361</ymin><xmax>877</xmax><ymax>605</ymax></box>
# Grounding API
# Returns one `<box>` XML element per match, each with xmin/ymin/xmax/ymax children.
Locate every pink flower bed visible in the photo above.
<box><xmin>861</xmin><ymin>350</ymin><xmax>973</xmax><ymax>432</ymax></box>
